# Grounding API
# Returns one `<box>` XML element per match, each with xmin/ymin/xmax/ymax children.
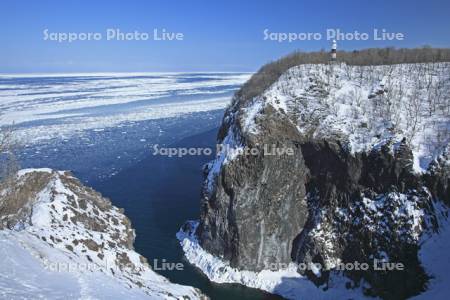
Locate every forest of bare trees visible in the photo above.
<box><xmin>247</xmin><ymin>57</ymin><xmax>449</xmax><ymax>163</ymax></box>
<box><xmin>237</xmin><ymin>47</ymin><xmax>450</xmax><ymax>104</ymax></box>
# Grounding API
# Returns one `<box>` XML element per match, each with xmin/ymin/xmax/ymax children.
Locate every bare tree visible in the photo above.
<box><xmin>0</xmin><ymin>119</ymin><xmax>18</xmax><ymax>184</ymax></box>
<box><xmin>405</xmin><ymin>87</ymin><xmax>422</xmax><ymax>145</ymax></box>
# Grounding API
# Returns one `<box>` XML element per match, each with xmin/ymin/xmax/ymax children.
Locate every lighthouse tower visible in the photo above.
<box><xmin>330</xmin><ymin>40</ymin><xmax>337</xmax><ymax>61</ymax></box>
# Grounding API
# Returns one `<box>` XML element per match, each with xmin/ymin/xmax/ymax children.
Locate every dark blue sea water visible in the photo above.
<box><xmin>91</xmin><ymin>127</ymin><xmax>281</xmax><ymax>300</ymax></box>
<box><xmin>17</xmin><ymin>109</ymin><xmax>225</xmax><ymax>182</ymax></box>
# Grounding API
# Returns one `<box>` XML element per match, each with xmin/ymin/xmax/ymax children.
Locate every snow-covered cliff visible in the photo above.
<box><xmin>0</xmin><ymin>169</ymin><xmax>205</xmax><ymax>299</ymax></box>
<box><xmin>178</xmin><ymin>62</ymin><xmax>450</xmax><ymax>299</ymax></box>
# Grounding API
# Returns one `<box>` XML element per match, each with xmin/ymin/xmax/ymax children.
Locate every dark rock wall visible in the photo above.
<box><xmin>199</xmin><ymin>103</ymin><xmax>309</xmax><ymax>271</ymax></box>
<box><xmin>197</xmin><ymin>95</ymin><xmax>449</xmax><ymax>299</ymax></box>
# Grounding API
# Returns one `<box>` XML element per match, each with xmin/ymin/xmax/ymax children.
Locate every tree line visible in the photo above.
<box><xmin>237</xmin><ymin>47</ymin><xmax>450</xmax><ymax>103</ymax></box>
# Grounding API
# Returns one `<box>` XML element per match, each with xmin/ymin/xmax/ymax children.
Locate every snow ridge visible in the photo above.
<box><xmin>0</xmin><ymin>169</ymin><xmax>203</xmax><ymax>299</ymax></box>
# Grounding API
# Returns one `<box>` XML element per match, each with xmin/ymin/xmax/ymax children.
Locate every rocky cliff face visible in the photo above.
<box><xmin>199</xmin><ymin>103</ymin><xmax>309</xmax><ymax>271</ymax></box>
<box><xmin>0</xmin><ymin>169</ymin><xmax>205</xmax><ymax>299</ymax></box>
<box><xmin>195</xmin><ymin>63</ymin><xmax>450</xmax><ymax>299</ymax></box>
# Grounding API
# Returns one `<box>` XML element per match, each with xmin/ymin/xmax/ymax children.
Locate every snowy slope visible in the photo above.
<box><xmin>0</xmin><ymin>231</ymin><xmax>167</xmax><ymax>300</ymax></box>
<box><xmin>0</xmin><ymin>169</ymin><xmax>204</xmax><ymax>300</ymax></box>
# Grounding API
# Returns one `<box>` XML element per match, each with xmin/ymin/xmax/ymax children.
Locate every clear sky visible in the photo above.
<box><xmin>1</xmin><ymin>0</ymin><xmax>450</xmax><ymax>73</ymax></box>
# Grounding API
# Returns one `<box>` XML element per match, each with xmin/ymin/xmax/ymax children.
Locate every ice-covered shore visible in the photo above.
<box><xmin>177</xmin><ymin>221</ymin><xmax>367</xmax><ymax>300</ymax></box>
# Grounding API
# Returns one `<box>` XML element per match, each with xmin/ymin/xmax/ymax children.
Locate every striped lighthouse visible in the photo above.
<box><xmin>331</xmin><ymin>40</ymin><xmax>337</xmax><ymax>61</ymax></box>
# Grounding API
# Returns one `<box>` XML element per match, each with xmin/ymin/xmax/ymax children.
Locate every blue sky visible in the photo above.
<box><xmin>1</xmin><ymin>0</ymin><xmax>450</xmax><ymax>72</ymax></box>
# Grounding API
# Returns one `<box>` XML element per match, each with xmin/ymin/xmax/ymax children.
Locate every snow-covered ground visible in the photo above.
<box><xmin>0</xmin><ymin>230</ymin><xmax>177</xmax><ymax>300</ymax></box>
<box><xmin>0</xmin><ymin>72</ymin><xmax>250</xmax><ymax>144</ymax></box>
<box><xmin>0</xmin><ymin>169</ymin><xmax>203</xmax><ymax>299</ymax></box>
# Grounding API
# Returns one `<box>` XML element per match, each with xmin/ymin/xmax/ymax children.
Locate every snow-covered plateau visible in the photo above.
<box><xmin>0</xmin><ymin>169</ymin><xmax>205</xmax><ymax>299</ymax></box>
<box><xmin>236</xmin><ymin>63</ymin><xmax>449</xmax><ymax>172</ymax></box>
